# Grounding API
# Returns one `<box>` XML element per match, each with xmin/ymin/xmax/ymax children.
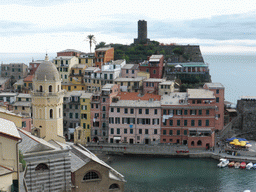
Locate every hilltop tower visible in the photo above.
<box><xmin>134</xmin><ymin>20</ymin><xmax>150</xmax><ymax>44</ymax></box>
<box><xmin>31</xmin><ymin>54</ymin><xmax>65</xmax><ymax>143</ymax></box>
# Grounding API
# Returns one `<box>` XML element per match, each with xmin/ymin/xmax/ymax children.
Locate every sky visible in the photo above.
<box><xmin>1</xmin><ymin>0</ymin><xmax>256</xmax><ymax>54</ymax></box>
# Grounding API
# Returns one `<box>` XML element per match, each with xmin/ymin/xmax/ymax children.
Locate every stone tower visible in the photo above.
<box><xmin>31</xmin><ymin>54</ymin><xmax>65</xmax><ymax>143</ymax></box>
<box><xmin>134</xmin><ymin>20</ymin><xmax>150</xmax><ymax>44</ymax></box>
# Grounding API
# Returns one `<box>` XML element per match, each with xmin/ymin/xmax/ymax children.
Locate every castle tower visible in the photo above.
<box><xmin>31</xmin><ymin>54</ymin><xmax>65</xmax><ymax>143</ymax></box>
<box><xmin>134</xmin><ymin>20</ymin><xmax>150</xmax><ymax>44</ymax></box>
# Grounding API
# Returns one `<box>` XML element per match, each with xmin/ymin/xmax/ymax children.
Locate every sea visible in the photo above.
<box><xmin>0</xmin><ymin>53</ymin><xmax>255</xmax><ymax>105</ymax></box>
<box><xmin>109</xmin><ymin>156</ymin><xmax>256</xmax><ymax>192</ymax></box>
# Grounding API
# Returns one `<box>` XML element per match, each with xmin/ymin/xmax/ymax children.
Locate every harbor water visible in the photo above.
<box><xmin>109</xmin><ymin>155</ymin><xmax>256</xmax><ymax>192</ymax></box>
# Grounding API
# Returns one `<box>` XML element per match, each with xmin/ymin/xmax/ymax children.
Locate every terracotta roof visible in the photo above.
<box><xmin>117</xmin><ymin>92</ymin><xmax>161</xmax><ymax>101</ymax></box>
<box><xmin>24</xmin><ymin>75</ymin><xmax>34</xmax><ymax>82</ymax></box>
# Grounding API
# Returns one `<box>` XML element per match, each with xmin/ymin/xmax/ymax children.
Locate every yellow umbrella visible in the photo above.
<box><xmin>233</xmin><ymin>139</ymin><xmax>239</xmax><ymax>142</ymax></box>
<box><xmin>234</xmin><ymin>142</ymin><xmax>241</xmax><ymax>146</ymax></box>
<box><xmin>230</xmin><ymin>142</ymin><xmax>235</xmax><ymax>145</ymax></box>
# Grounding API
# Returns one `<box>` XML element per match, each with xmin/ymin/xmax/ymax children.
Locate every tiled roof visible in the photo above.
<box><xmin>23</xmin><ymin>75</ymin><xmax>34</xmax><ymax>82</ymax></box>
<box><xmin>118</xmin><ymin>92</ymin><xmax>161</xmax><ymax>101</ymax></box>
<box><xmin>0</xmin><ymin>118</ymin><xmax>21</xmax><ymax>140</ymax></box>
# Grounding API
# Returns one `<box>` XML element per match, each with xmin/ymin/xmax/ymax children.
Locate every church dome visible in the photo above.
<box><xmin>35</xmin><ymin>54</ymin><xmax>60</xmax><ymax>81</ymax></box>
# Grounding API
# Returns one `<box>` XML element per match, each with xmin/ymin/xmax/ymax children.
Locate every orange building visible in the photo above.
<box><xmin>95</xmin><ymin>47</ymin><xmax>114</xmax><ymax>68</ymax></box>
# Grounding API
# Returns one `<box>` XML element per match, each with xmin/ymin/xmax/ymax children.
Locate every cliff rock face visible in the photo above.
<box><xmin>159</xmin><ymin>45</ymin><xmax>204</xmax><ymax>63</ymax></box>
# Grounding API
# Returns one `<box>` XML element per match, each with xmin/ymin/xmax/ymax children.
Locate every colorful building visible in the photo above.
<box><xmin>84</xmin><ymin>67</ymin><xmax>101</xmax><ymax>92</ymax></box>
<box><xmin>109</xmin><ymin>92</ymin><xmax>161</xmax><ymax>144</ymax></box>
<box><xmin>74</xmin><ymin>93</ymin><xmax>93</xmax><ymax>145</ymax></box>
<box><xmin>13</xmin><ymin>93</ymin><xmax>32</xmax><ymax>117</ymax></box>
<box><xmin>95</xmin><ymin>47</ymin><xmax>114</xmax><ymax>68</ymax></box>
<box><xmin>23</xmin><ymin>75</ymin><xmax>34</xmax><ymax>93</ymax></box>
<box><xmin>79</xmin><ymin>53</ymin><xmax>95</xmax><ymax>67</ymax></box>
<box><xmin>114</xmin><ymin>77</ymin><xmax>145</xmax><ymax>93</ymax></box>
<box><xmin>121</xmin><ymin>64</ymin><xmax>140</xmax><ymax>78</ymax></box>
<box><xmin>53</xmin><ymin>56</ymin><xmax>79</xmax><ymax>83</ymax></box>
<box><xmin>139</xmin><ymin>55</ymin><xmax>164</xmax><ymax>79</ymax></box>
<box><xmin>143</xmin><ymin>78</ymin><xmax>166</xmax><ymax>94</ymax></box>
<box><xmin>28</xmin><ymin>60</ymin><xmax>44</xmax><ymax>75</ymax></box>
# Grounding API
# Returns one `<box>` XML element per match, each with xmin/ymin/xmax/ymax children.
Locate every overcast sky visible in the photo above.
<box><xmin>1</xmin><ymin>0</ymin><xmax>256</xmax><ymax>54</ymax></box>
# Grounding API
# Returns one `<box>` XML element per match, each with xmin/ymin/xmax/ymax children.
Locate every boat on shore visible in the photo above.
<box><xmin>234</xmin><ymin>162</ymin><xmax>240</xmax><ymax>168</ymax></box>
<box><xmin>217</xmin><ymin>158</ymin><xmax>229</xmax><ymax>168</ymax></box>
<box><xmin>228</xmin><ymin>161</ymin><xmax>235</xmax><ymax>168</ymax></box>
<box><xmin>240</xmin><ymin>162</ymin><xmax>246</xmax><ymax>169</ymax></box>
<box><xmin>246</xmin><ymin>162</ymin><xmax>253</xmax><ymax>170</ymax></box>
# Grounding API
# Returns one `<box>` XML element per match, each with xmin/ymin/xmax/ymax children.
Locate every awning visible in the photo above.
<box><xmin>114</xmin><ymin>137</ymin><xmax>121</xmax><ymax>140</ymax></box>
<box><xmin>189</xmin><ymin>128</ymin><xmax>212</xmax><ymax>131</ymax></box>
<box><xmin>175</xmin><ymin>64</ymin><xmax>182</xmax><ymax>68</ymax></box>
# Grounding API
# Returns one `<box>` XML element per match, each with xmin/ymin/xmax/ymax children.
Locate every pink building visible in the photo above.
<box><xmin>121</xmin><ymin>64</ymin><xmax>139</xmax><ymax>78</ymax></box>
<box><xmin>28</xmin><ymin>60</ymin><xmax>44</xmax><ymax>75</ymax></box>
<box><xmin>160</xmin><ymin>89</ymin><xmax>218</xmax><ymax>149</ymax></box>
<box><xmin>57</xmin><ymin>49</ymin><xmax>82</xmax><ymax>57</ymax></box>
<box><xmin>109</xmin><ymin>93</ymin><xmax>161</xmax><ymax>144</ymax></box>
<box><xmin>90</xmin><ymin>84</ymin><xmax>120</xmax><ymax>143</ymax></box>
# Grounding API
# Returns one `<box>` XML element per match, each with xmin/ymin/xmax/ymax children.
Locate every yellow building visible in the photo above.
<box><xmin>79</xmin><ymin>53</ymin><xmax>95</xmax><ymax>67</ymax></box>
<box><xmin>114</xmin><ymin>77</ymin><xmax>145</xmax><ymax>92</ymax></box>
<box><xmin>0</xmin><ymin>118</ymin><xmax>22</xmax><ymax>190</ymax></box>
<box><xmin>74</xmin><ymin>92</ymin><xmax>93</xmax><ymax>145</ymax></box>
<box><xmin>158</xmin><ymin>80</ymin><xmax>175</xmax><ymax>95</ymax></box>
<box><xmin>53</xmin><ymin>56</ymin><xmax>78</xmax><ymax>83</ymax></box>
<box><xmin>137</xmin><ymin>71</ymin><xmax>150</xmax><ymax>79</ymax></box>
<box><xmin>0</xmin><ymin>108</ymin><xmax>22</xmax><ymax>128</ymax></box>
<box><xmin>62</xmin><ymin>64</ymin><xmax>87</xmax><ymax>92</ymax></box>
<box><xmin>31</xmin><ymin>55</ymin><xmax>65</xmax><ymax>143</ymax></box>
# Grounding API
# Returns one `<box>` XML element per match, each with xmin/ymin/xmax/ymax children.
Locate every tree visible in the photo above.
<box><xmin>96</xmin><ymin>42</ymin><xmax>106</xmax><ymax>49</ymax></box>
<box><xmin>86</xmin><ymin>34</ymin><xmax>96</xmax><ymax>53</ymax></box>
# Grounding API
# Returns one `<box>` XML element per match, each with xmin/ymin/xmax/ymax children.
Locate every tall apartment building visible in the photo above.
<box><xmin>90</xmin><ymin>84</ymin><xmax>119</xmax><ymax>143</ymax></box>
<box><xmin>79</xmin><ymin>53</ymin><xmax>95</xmax><ymax>67</ymax></box>
<box><xmin>139</xmin><ymin>55</ymin><xmax>164</xmax><ymax>79</ymax></box>
<box><xmin>95</xmin><ymin>47</ymin><xmax>114</xmax><ymax>68</ymax></box>
<box><xmin>1</xmin><ymin>63</ymin><xmax>28</xmax><ymax>81</ymax></box>
<box><xmin>109</xmin><ymin>92</ymin><xmax>161</xmax><ymax>144</ymax></box>
<box><xmin>53</xmin><ymin>56</ymin><xmax>79</xmax><ymax>83</ymax></box>
<box><xmin>121</xmin><ymin>64</ymin><xmax>140</xmax><ymax>78</ymax></box>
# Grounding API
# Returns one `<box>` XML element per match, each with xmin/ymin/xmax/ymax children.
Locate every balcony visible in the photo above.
<box><xmin>31</xmin><ymin>90</ymin><xmax>65</xmax><ymax>97</ymax></box>
<box><xmin>132</xmin><ymin>85</ymin><xmax>142</xmax><ymax>90</ymax></box>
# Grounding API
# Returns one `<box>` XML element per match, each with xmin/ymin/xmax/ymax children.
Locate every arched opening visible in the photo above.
<box><xmin>50</xmin><ymin>109</ymin><xmax>53</xmax><ymax>119</ymax></box>
<box><xmin>59</xmin><ymin>108</ymin><xmax>61</xmax><ymax>118</ymax></box>
<box><xmin>197</xmin><ymin>140</ymin><xmax>202</xmax><ymax>146</ymax></box>
<box><xmin>35</xmin><ymin>163</ymin><xmax>49</xmax><ymax>171</ymax></box>
<box><xmin>39</xmin><ymin>85</ymin><xmax>43</xmax><ymax>92</ymax></box>
<box><xmin>191</xmin><ymin>141</ymin><xmax>194</xmax><ymax>146</ymax></box>
<box><xmin>87</xmin><ymin>137</ymin><xmax>90</xmax><ymax>142</ymax></box>
<box><xmin>83</xmin><ymin>171</ymin><xmax>100</xmax><ymax>181</ymax></box>
<box><xmin>109</xmin><ymin>183</ymin><xmax>120</xmax><ymax>190</ymax></box>
<box><xmin>49</xmin><ymin>85</ymin><xmax>52</xmax><ymax>93</ymax></box>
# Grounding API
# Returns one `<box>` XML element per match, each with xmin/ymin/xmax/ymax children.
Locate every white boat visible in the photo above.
<box><xmin>217</xmin><ymin>158</ymin><xmax>229</xmax><ymax>168</ymax></box>
<box><xmin>253</xmin><ymin>164</ymin><xmax>256</xmax><ymax>169</ymax></box>
<box><xmin>246</xmin><ymin>162</ymin><xmax>253</xmax><ymax>170</ymax></box>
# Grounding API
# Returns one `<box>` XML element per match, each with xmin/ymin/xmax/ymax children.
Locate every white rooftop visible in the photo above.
<box><xmin>0</xmin><ymin>118</ymin><xmax>21</xmax><ymax>140</ymax></box>
<box><xmin>149</xmin><ymin>55</ymin><xmax>163</xmax><ymax>62</ymax></box>
<box><xmin>144</xmin><ymin>78</ymin><xmax>165</xmax><ymax>83</ymax></box>
<box><xmin>205</xmin><ymin>83</ymin><xmax>224</xmax><ymax>89</ymax></box>
<box><xmin>161</xmin><ymin>93</ymin><xmax>188</xmax><ymax>105</ymax></box>
<box><xmin>188</xmin><ymin>89</ymin><xmax>215</xmax><ymax>99</ymax></box>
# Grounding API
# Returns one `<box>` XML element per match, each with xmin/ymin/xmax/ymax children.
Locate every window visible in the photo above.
<box><xmin>191</xmin><ymin>120</ymin><xmax>195</xmax><ymax>126</ymax></box>
<box><xmin>124</xmin><ymin>108</ymin><xmax>128</xmax><ymax>114</ymax></box>
<box><xmin>154</xmin><ymin>109</ymin><xmax>157</xmax><ymax>115</ymax></box>
<box><xmin>102</xmin><ymin>98</ymin><xmax>106</xmax><ymax>102</ymax></box>
<box><xmin>83</xmin><ymin>171</ymin><xmax>100</xmax><ymax>181</ymax></box>
<box><xmin>191</xmin><ymin>141</ymin><xmax>194</xmax><ymax>146</ymax></box>
<box><xmin>163</xmin><ymin>130</ymin><xmax>166</xmax><ymax>135</ymax></box>
<box><xmin>139</xmin><ymin>129</ymin><xmax>142</xmax><ymax>134</ymax></box>
<box><xmin>184</xmin><ymin>120</ymin><xmax>187</xmax><ymax>126</ymax></box>
<box><xmin>50</xmin><ymin>109</ymin><xmax>53</xmax><ymax>119</ymax></box>
<box><xmin>216</xmin><ymin>97</ymin><xmax>219</xmax><ymax>103</ymax></box>
<box><xmin>153</xmin><ymin>69</ymin><xmax>156</xmax><ymax>74</ymax></box>
<box><xmin>198</xmin><ymin>120</ymin><xmax>202</xmax><ymax>126</ymax></box>
<box><xmin>169</xmin><ymin>130</ymin><xmax>173</xmax><ymax>135</ymax></box>
<box><xmin>139</xmin><ymin>109</ymin><xmax>142</xmax><ymax>114</ymax></box>
<box><xmin>75</xmin><ymin>113</ymin><xmax>79</xmax><ymax>119</ymax></box>
<box><xmin>111</xmin><ymin>108</ymin><xmax>114</xmax><ymax>112</ymax></box>
<box><xmin>177</xmin><ymin>130</ymin><xmax>180</xmax><ymax>135</ymax></box>
<box><xmin>132</xmin><ymin>70</ymin><xmax>134</xmax><ymax>74</ymax></box>
<box><xmin>83</xmin><ymin>123</ymin><xmax>86</xmax><ymax>129</ymax></box>
<box><xmin>192</xmin><ymin>100</ymin><xmax>195</xmax><ymax>104</ymax></box>
<box><xmin>177</xmin><ymin>120</ymin><xmax>180</xmax><ymax>126</ymax></box>
<box><xmin>69</xmin><ymin>113</ymin><xmax>73</xmax><ymax>118</ymax></box>
<box><xmin>197</xmin><ymin>100</ymin><xmax>201</xmax><ymax>104</ymax></box>
<box><xmin>35</xmin><ymin>163</ymin><xmax>49</xmax><ymax>171</ymax></box>
<box><xmin>190</xmin><ymin>110</ymin><xmax>196</xmax><ymax>115</ymax></box>
<box><xmin>206</xmin><ymin>120</ymin><xmax>209</xmax><ymax>126</ymax></box>
<box><xmin>176</xmin><ymin>110</ymin><xmax>182</xmax><ymax>115</ymax></box>
<box><xmin>117</xmin><ymin>128</ymin><xmax>120</xmax><ymax>134</ymax></box>
<box><xmin>109</xmin><ymin>184</ymin><xmax>120</xmax><ymax>190</ymax></box>
<box><xmin>130</xmin><ymin>108</ymin><xmax>134</xmax><ymax>114</ymax></box>
<box><xmin>15</xmin><ymin>106</ymin><xmax>17</xmax><ymax>110</ymax></box>
<box><xmin>145</xmin><ymin>129</ymin><xmax>149</xmax><ymax>134</ymax></box>
<box><xmin>69</xmin><ymin>105</ymin><xmax>72</xmax><ymax>109</ymax></box>
<box><xmin>206</xmin><ymin>110</ymin><xmax>209</xmax><ymax>115</ymax></box>
<box><xmin>117</xmin><ymin>108</ymin><xmax>120</xmax><ymax>113</ymax></box>
<box><xmin>102</xmin><ymin>106</ymin><xmax>106</xmax><ymax>111</ymax></box>
<box><xmin>75</xmin><ymin>105</ymin><xmax>78</xmax><ymax>109</ymax></box>
<box><xmin>145</xmin><ymin>109</ymin><xmax>149</xmax><ymax>114</ymax></box>
<box><xmin>130</xmin><ymin>129</ymin><xmax>133</xmax><ymax>134</ymax></box>
<box><xmin>184</xmin><ymin>130</ymin><xmax>187</xmax><ymax>135</ymax></box>
<box><xmin>184</xmin><ymin>110</ymin><xmax>188</xmax><ymax>115</ymax></box>
<box><xmin>154</xmin><ymin>129</ymin><xmax>157</xmax><ymax>134</ymax></box>
<box><xmin>197</xmin><ymin>140</ymin><xmax>202</xmax><ymax>146</ymax></box>
<box><xmin>124</xmin><ymin>129</ymin><xmax>127</xmax><ymax>134</ymax></box>
<box><xmin>146</xmin><ymin>69</ymin><xmax>149</xmax><ymax>73</ymax></box>
<box><xmin>126</xmin><ymin>69</ymin><xmax>129</xmax><ymax>74</ymax></box>
<box><xmin>199</xmin><ymin>110</ymin><xmax>202</xmax><ymax>115</ymax></box>
<box><xmin>22</xmin><ymin>121</ymin><xmax>26</xmax><ymax>127</ymax></box>
<box><xmin>169</xmin><ymin>120</ymin><xmax>173</xmax><ymax>126</ymax></box>
<box><xmin>22</xmin><ymin>107</ymin><xmax>25</xmax><ymax>110</ymax></box>
<box><xmin>216</xmin><ymin>89</ymin><xmax>219</xmax><ymax>94</ymax></box>
<box><xmin>163</xmin><ymin>109</ymin><xmax>167</xmax><ymax>115</ymax></box>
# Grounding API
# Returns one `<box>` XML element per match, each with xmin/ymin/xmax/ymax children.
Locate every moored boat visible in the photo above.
<box><xmin>228</xmin><ymin>161</ymin><xmax>235</xmax><ymax>168</ymax></box>
<box><xmin>253</xmin><ymin>164</ymin><xmax>256</xmax><ymax>169</ymax></box>
<box><xmin>217</xmin><ymin>158</ymin><xmax>229</xmax><ymax>168</ymax></box>
<box><xmin>240</xmin><ymin>162</ymin><xmax>246</xmax><ymax>169</ymax></box>
<box><xmin>246</xmin><ymin>162</ymin><xmax>253</xmax><ymax>170</ymax></box>
<box><xmin>234</xmin><ymin>162</ymin><xmax>240</xmax><ymax>168</ymax></box>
